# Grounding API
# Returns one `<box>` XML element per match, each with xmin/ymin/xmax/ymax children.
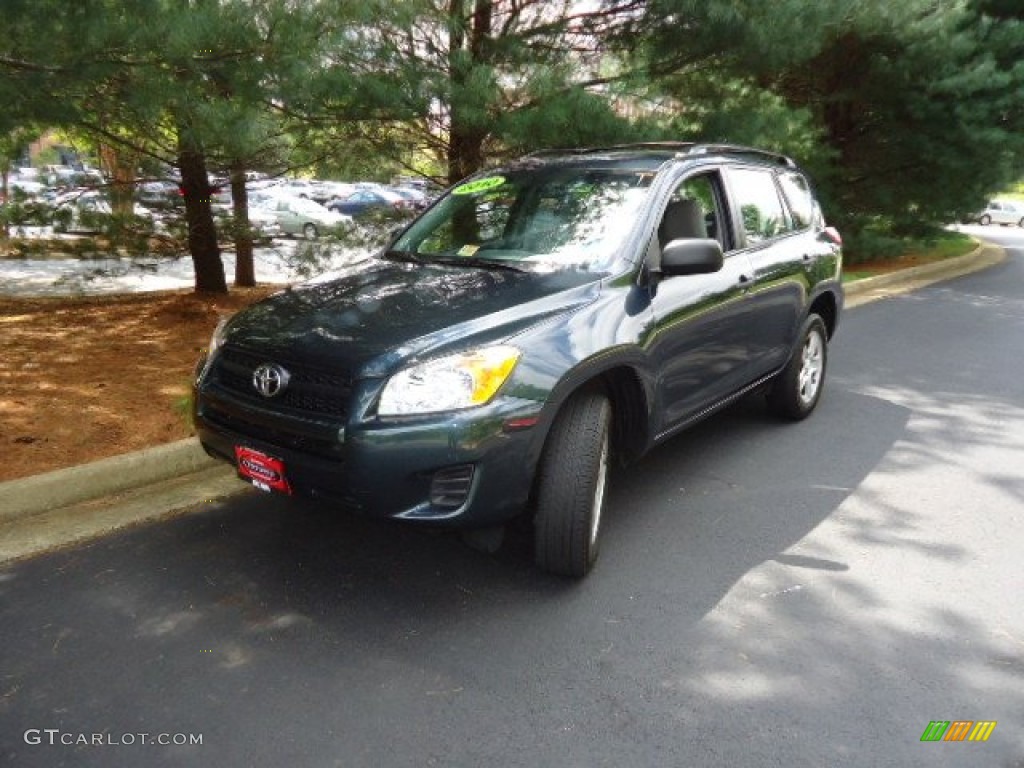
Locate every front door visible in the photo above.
<box><xmin>646</xmin><ymin>171</ymin><xmax>759</xmax><ymax>435</ymax></box>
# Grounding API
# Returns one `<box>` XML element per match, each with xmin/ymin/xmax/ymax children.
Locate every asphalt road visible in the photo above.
<box><xmin>2</xmin><ymin>228</ymin><xmax>1023</xmax><ymax>767</ymax></box>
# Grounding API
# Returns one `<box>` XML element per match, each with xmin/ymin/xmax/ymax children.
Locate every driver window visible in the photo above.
<box><xmin>659</xmin><ymin>174</ymin><xmax>727</xmax><ymax>250</ymax></box>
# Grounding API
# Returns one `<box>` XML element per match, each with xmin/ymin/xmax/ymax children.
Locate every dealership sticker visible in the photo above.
<box><xmin>452</xmin><ymin>176</ymin><xmax>506</xmax><ymax>195</ymax></box>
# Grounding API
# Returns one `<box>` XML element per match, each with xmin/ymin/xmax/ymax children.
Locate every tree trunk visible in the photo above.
<box><xmin>446</xmin><ymin>0</ymin><xmax>492</xmax><ymax>184</ymax></box>
<box><xmin>447</xmin><ymin>123</ymin><xmax>487</xmax><ymax>184</ymax></box>
<box><xmin>176</xmin><ymin>136</ymin><xmax>226</xmax><ymax>294</ymax></box>
<box><xmin>99</xmin><ymin>144</ymin><xmax>136</xmax><ymax>216</ymax></box>
<box><xmin>1</xmin><ymin>166</ymin><xmax>9</xmax><ymax>240</ymax></box>
<box><xmin>231</xmin><ymin>164</ymin><xmax>255</xmax><ymax>287</ymax></box>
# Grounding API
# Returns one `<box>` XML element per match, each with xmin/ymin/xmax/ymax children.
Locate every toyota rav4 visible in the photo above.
<box><xmin>193</xmin><ymin>143</ymin><xmax>843</xmax><ymax>577</ymax></box>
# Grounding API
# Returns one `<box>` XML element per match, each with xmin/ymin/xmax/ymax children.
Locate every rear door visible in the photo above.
<box><xmin>275</xmin><ymin>200</ymin><xmax>298</xmax><ymax>234</ymax></box>
<box><xmin>723</xmin><ymin>166</ymin><xmax>817</xmax><ymax>373</ymax></box>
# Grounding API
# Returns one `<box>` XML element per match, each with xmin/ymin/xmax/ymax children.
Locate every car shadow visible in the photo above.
<box><xmin>2</xmin><ymin>385</ymin><xmax>908</xmax><ymax>664</ymax></box>
<box><xmin>7</xmin><ymin>385</ymin><xmax>1023</xmax><ymax>766</ymax></box>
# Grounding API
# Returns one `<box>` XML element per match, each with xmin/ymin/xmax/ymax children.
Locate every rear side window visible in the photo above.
<box><xmin>778</xmin><ymin>171</ymin><xmax>816</xmax><ymax>229</ymax></box>
<box><xmin>728</xmin><ymin>168</ymin><xmax>792</xmax><ymax>245</ymax></box>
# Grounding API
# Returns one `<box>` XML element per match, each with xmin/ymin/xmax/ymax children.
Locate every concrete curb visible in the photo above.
<box><xmin>0</xmin><ymin>437</ymin><xmax>219</xmax><ymax>521</ymax></box>
<box><xmin>0</xmin><ymin>464</ymin><xmax>244</xmax><ymax>565</ymax></box>
<box><xmin>843</xmin><ymin>241</ymin><xmax>1005</xmax><ymax>306</ymax></box>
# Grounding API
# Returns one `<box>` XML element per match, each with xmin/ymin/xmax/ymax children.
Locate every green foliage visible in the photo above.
<box><xmin>843</xmin><ymin>221</ymin><xmax>977</xmax><ymax>264</ymax></box>
<box><xmin>842</xmin><ymin>230</ymin><xmax>976</xmax><ymax>277</ymax></box>
<box><xmin>350</xmin><ymin>0</ymin><xmax>648</xmax><ymax>182</ymax></box>
<box><xmin>1</xmin><ymin>189</ymin><xmax>53</xmax><ymax>231</ymax></box>
<box><xmin>636</xmin><ymin>0</ymin><xmax>1024</xmax><ymax>257</ymax></box>
<box><xmin>3</xmin><ymin>0</ymin><xmax>1023</xmax><ymax>276</ymax></box>
<box><xmin>495</xmin><ymin>88</ymin><xmax>655</xmax><ymax>159</ymax></box>
<box><xmin>293</xmin><ymin>125</ymin><xmax>411</xmax><ymax>183</ymax></box>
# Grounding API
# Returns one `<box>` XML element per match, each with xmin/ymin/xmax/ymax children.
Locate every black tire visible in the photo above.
<box><xmin>767</xmin><ymin>314</ymin><xmax>828</xmax><ymax>420</ymax></box>
<box><xmin>1018</xmin><ymin>218</ymin><xmax>1024</xmax><ymax>228</ymax></box>
<box><xmin>979</xmin><ymin>214</ymin><xmax>991</xmax><ymax>225</ymax></box>
<box><xmin>533</xmin><ymin>391</ymin><xmax>611</xmax><ymax>578</ymax></box>
<box><xmin>303</xmin><ymin>223</ymin><xmax>318</xmax><ymax>239</ymax></box>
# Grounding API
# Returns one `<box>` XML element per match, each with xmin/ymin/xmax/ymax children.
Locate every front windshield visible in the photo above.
<box><xmin>391</xmin><ymin>166</ymin><xmax>655</xmax><ymax>272</ymax></box>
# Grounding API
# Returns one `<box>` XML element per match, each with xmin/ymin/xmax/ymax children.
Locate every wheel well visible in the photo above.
<box><xmin>525</xmin><ymin>366</ymin><xmax>649</xmax><ymax>517</ymax></box>
<box><xmin>590</xmin><ymin>367</ymin><xmax>650</xmax><ymax>465</ymax></box>
<box><xmin>810</xmin><ymin>292</ymin><xmax>838</xmax><ymax>339</ymax></box>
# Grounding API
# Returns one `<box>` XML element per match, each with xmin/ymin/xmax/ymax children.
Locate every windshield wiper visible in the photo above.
<box><xmin>382</xmin><ymin>248</ymin><xmax>528</xmax><ymax>273</ymax></box>
<box><xmin>380</xmin><ymin>249</ymin><xmax>426</xmax><ymax>265</ymax></box>
<box><xmin>427</xmin><ymin>255</ymin><xmax>529</xmax><ymax>273</ymax></box>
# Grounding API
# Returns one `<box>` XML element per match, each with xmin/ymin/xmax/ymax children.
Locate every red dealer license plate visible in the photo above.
<box><xmin>235</xmin><ymin>446</ymin><xmax>292</xmax><ymax>494</ymax></box>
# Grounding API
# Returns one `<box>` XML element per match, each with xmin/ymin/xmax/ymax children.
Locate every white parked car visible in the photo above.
<box><xmin>53</xmin><ymin>190</ymin><xmax>157</xmax><ymax>233</ymax></box>
<box><xmin>6</xmin><ymin>178</ymin><xmax>47</xmax><ymax>199</ymax></box>
<box><xmin>245</xmin><ymin>207</ymin><xmax>283</xmax><ymax>239</ymax></box>
<box><xmin>210</xmin><ymin>189</ymin><xmax>282</xmax><ymax>240</ymax></box>
<box><xmin>973</xmin><ymin>200</ymin><xmax>1024</xmax><ymax>227</ymax></box>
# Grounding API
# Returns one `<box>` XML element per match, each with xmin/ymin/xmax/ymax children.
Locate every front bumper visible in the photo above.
<box><xmin>195</xmin><ymin>386</ymin><xmax>544</xmax><ymax>527</ymax></box>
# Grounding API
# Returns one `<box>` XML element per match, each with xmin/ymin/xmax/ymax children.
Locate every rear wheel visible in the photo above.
<box><xmin>533</xmin><ymin>391</ymin><xmax>611</xmax><ymax>578</ymax></box>
<box><xmin>303</xmin><ymin>223</ymin><xmax>318</xmax><ymax>239</ymax></box>
<box><xmin>767</xmin><ymin>314</ymin><xmax>828</xmax><ymax>420</ymax></box>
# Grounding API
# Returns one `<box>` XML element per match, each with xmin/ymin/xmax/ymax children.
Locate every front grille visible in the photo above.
<box><xmin>203</xmin><ymin>402</ymin><xmax>343</xmax><ymax>460</ymax></box>
<box><xmin>214</xmin><ymin>345</ymin><xmax>352</xmax><ymax>418</ymax></box>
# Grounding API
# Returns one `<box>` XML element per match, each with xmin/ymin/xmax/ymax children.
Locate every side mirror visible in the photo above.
<box><xmin>660</xmin><ymin>238</ymin><xmax>724</xmax><ymax>276</ymax></box>
<box><xmin>817</xmin><ymin>226</ymin><xmax>842</xmax><ymax>246</ymax></box>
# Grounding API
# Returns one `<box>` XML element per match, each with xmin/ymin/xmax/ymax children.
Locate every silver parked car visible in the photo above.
<box><xmin>973</xmin><ymin>200</ymin><xmax>1024</xmax><ymax>227</ymax></box>
<box><xmin>259</xmin><ymin>195</ymin><xmax>353</xmax><ymax>239</ymax></box>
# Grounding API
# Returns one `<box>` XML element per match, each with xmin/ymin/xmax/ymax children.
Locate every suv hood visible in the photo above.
<box><xmin>221</xmin><ymin>258</ymin><xmax>601</xmax><ymax>377</ymax></box>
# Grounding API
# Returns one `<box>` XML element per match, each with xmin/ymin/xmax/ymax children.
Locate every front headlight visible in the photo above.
<box><xmin>208</xmin><ymin>316</ymin><xmax>230</xmax><ymax>356</ymax></box>
<box><xmin>195</xmin><ymin>316</ymin><xmax>230</xmax><ymax>384</ymax></box>
<box><xmin>378</xmin><ymin>346</ymin><xmax>521</xmax><ymax>416</ymax></box>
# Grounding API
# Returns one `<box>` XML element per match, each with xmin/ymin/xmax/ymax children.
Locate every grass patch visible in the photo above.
<box><xmin>842</xmin><ymin>231</ymin><xmax>976</xmax><ymax>283</ymax></box>
<box><xmin>172</xmin><ymin>391</ymin><xmax>195</xmax><ymax>433</ymax></box>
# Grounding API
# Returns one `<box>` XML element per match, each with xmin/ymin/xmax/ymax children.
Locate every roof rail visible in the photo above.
<box><xmin>686</xmin><ymin>143</ymin><xmax>796</xmax><ymax>167</ymax></box>
<box><xmin>604</xmin><ymin>142</ymin><xmax>697</xmax><ymax>152</ymax></box>
<box><xmin>523</xmin><ymin>148</ymin><xmax>598</xmax><ymax>158</ymax></box>
<box><xmin>523</xmin><ymin>142</ymin><xmax>696</xmax><ymax>159</ymax></box>
<box><xmin>522</xmin><ymin>142</ymin><xmax>797</xmax><ymax>167</ymax></box>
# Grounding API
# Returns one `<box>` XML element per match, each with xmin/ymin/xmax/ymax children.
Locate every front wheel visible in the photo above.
<box><xmin>303</xmin><ymin>223</ymin><xmax>318</xmax><ymax>239</ymax></box>
<box><xmin>533</xmin><ymin>391</ymin><xmax>611</xmax><ymax>578</ymax></box>
<box><xmin>767</xmin><ymin>314</ymin><xmax>828</xmax><ymax>420</ymax></box>
<box><xmin>979</xmin><ymin>214</ymin><xmax>991</xmax><ymax>225</ymax></box>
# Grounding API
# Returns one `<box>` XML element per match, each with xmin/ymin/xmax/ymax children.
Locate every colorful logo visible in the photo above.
<box><xmin>921</xmin><ymin>721</ymin><xmax>997</xmax><ymax>742</ymax></box>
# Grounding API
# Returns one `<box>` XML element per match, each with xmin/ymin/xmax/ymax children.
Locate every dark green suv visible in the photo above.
<box><xmin>193</xmin><ymin>143</ymin><xmax>843</xmax><ymax>577</ymax></box>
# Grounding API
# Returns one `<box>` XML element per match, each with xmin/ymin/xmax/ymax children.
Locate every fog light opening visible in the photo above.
<box><xmin>429</xmin><ymin>465</ymin><xmax>475</xmax><ymax>510</ymax></box>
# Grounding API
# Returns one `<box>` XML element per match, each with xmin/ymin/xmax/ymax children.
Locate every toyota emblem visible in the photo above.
<box><xmin>252</xmin><ymin>363</ymin><xmax>290</xmax><ymax>398</ymax></box>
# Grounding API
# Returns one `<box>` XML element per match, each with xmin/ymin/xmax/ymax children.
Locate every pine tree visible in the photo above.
<box><xmin>634</xmin><ymin>0</ymin><xmax>1024</xmax><ymax>249</ymax></box>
